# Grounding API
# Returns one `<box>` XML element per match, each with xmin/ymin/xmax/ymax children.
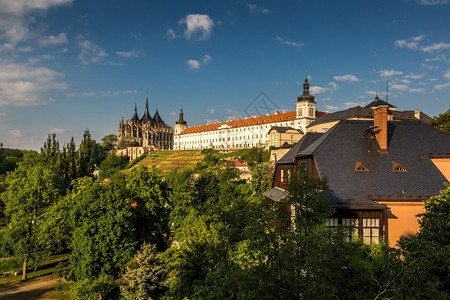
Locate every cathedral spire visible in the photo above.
<box><xmin>297</xmin><ymin>75</ymin><xmax>315</xmax><ymax>103</ymax></box>
<box><xmin>141</xmin><ymin>94</ymin><xmax>152</xmax><ymax>123</ymax></box>
<box><xmin>131</xmin><ymin>100</ymin><xmax>140</xmax><ymax>121</ymax></box>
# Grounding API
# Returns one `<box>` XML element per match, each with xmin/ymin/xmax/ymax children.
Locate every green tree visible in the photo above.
<box><xmin>102</xmin><ymin>134</ymin><xmax>117</xmax><ymax>151</ymax></box>
<box><xmin>121</xmin><ymin>243</ymin><xmax>168</xmax><ymax>299</ymax></box>
<box><xmin>41</xmin><ymin>133</ymin><xmax>60</xmax><ymax>166</ymax></box>
<box><xmin>98</xmin><ymin>152</ymin><xmax>129</xmax><ymax>179</ymax></box>
<box><xmin>1</xmin><ymin>153</ymin><xmax>63</xmax><ymax>280</ymax></box>
<box><xmin>429</xmin><ymin>111</ymin><xmax>450</xmax><ymax>134</ymax></box>
<box><xmin>397</xmin><ymin>184</ymin><xmax>450</xmax><ymax>298</ymax></box>
<box><xmin>77</xmin><ymin>129</ymin><xmax>96</xmax><ymax>177</ymax></box>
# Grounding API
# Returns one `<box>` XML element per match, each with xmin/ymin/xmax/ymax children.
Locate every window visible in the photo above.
<box><xmin>326</xmin><ymin>218</ymin><xmax>339</xmax><ymax>228</ymax></box>
<box><xmin>355</xmin><ymin>161</ymin><xmax>369</xmax><ymax>172</ymax></box>
<box><xmin>392</xmin><ymin>161</ymin><xmax>407</xmax><ymax>172</ymax></box>
<box><xmin>362</xmin><ymin>218</ymin><xmax>380</xmax><ymax>244</ymax></box>
<box><xmin>342</xmin><ymin>218</ymin><xmax>359</xmax><ymax>242</ymax></box>
<box><xmin>298</xmin><ymin>108</ymin><xmax>303</xmax><ymax>117</ymax></box>
<box><xmin>309</xmin><ymin>108</ymin><xmax>314</xmax><ymax>116</ymax></box>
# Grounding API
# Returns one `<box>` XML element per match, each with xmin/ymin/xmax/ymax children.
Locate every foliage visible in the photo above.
<box><xmin>121</xmin><ymin>243</ymin><xmax>168</xmax><ymax>299</ymax></box>
<box><xmin>117</xmin><ymin>136</ymin><xmax>140</xmax><ymax>149</ymax></box>
<box><xmin>126</xmin><ymin>153</ymin><xmax>148</xmax><ymax>169</ymax></box>
<box><xmin>397</xmin><ymin>183</ymin><xmax>450</xmax><ymax>298</ymax></box>
<box><xmin>429</xmin><ymin>112</ymin><xmax>450</xmax><ymax>134</ymax></box>
<box><xmin>67</xmin><ymin>166</ymin><xmax>169</xmax><ymax>282</ymax></box>
<box><xmin>99</xmin><ymin>152</ymin><xmax>129</xmax><ymax>179</ymax></box>
<box><xmin>0</xmin><ymin>153</ymin><xmax>64</xmax><ymax>279</ymax></box>
<box><xmin>0</xmin><ymin>147</ymin><xmax>30</xmax><ymax>175</ymax></box>
<box><xmin>102</xmin><ymin>134</ymin><xmax>117</xmax><ymax>151</ymax></box>
<box><xmin>249</xmin><ymin>162</ymin><xmax>273</xmax><ymax>195</ymax></box>
<box><xmin>77</xmin><ymin>129</ymin><xmax>96</xmax><ymax>177</ymax></box>
<box><xmin>71</xmin><ymin>274</ymin><xmax>121</xmax><ymax>300</ymax></box>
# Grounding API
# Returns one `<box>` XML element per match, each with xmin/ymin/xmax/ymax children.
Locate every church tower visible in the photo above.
<box><xmin>175</xmin><ymin>107</ymin><xmax>187</xmax><ymax>134</ymax></box>
<box><xmin>295</xmin><ymin>75</ymin><xmax>316</xmax><ymax>133</ymax></box>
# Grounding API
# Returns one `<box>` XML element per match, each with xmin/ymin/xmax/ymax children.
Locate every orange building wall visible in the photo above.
<box><xmin>381</xmin><ymin>201</ymin><xmax>424</xmax><ymax>247</ymax></box>
<box><xmin>431</xmin><ymin>157</ymin><xmax>450</xmax><ymax>181</ymax></box>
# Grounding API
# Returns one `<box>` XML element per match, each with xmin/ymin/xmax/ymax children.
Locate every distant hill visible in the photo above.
<box><xmin>124</xmin><ymin>150</ymin><xmax>205</xmax><ymax>175</ymax></box>
<box><xmin>0</xmin><ymin>148</ymin><xmax>34</xmax><ymax>175</ymax></box>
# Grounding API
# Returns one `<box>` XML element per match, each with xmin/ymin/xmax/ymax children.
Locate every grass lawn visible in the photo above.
<box><xmin>125</xmin><ymin>150</ymin><xmax>204</xmax><ymax>175</ymax></box>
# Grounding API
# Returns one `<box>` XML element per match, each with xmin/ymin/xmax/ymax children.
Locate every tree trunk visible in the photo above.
<box><xmin>22</xmin><ymin>257</ymin><xmax>27</xmax><ymax>280</ymax></box>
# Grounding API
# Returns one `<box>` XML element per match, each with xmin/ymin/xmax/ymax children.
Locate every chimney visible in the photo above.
<box><xmin>373</xmin><ymin>105</ymin><xmax>389</xmax><ymax>153</ymax></box>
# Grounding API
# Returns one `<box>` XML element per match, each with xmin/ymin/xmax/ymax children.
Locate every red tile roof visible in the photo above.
<box><xmin>179</xmin><ymin>110</ymin><xmax>328</xmax><ymax>135</ymax></box>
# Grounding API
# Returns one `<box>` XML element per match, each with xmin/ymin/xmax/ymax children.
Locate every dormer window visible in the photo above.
<box><xmin>355</xmin><ymin>161</ymin><xmax>369</xmax><ymax>172</ymax></box>
<box><xmin>393</xmin><ymin>161</ymin><xmax>407</xmax><ymax>172</ymax></box>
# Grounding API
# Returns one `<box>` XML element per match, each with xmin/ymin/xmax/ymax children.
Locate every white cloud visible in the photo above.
<box><xmin>0</xmin><ymin>112</ymin><xmax>7</xmax><ymax>117</ymax></box>
<box><xmin>0</xmin><ymin>0</ymin><xmax>73</xmax><ymax>47</ymax></box>
<box><xmin>166</xmin><ymin>28</ymin><xmax>178</xmax><ymax>40</ymax></box>
<box><xmin>395</xmin><ymin>39</ymin><xmax>420</xmax><ymax>50</ymax></box>
<box><xmin>187</xmin><ymin>55</ymin><xmax>212</xmax><ymax>70</ymax></box>
<box><xmin>187</xmin><ymin>59</ymin><xmax>201</xmax><ymax>70</ymax></box>
<box><xmin>418</xmin><ymin>0</ymin><xmax>449</xmax><ymax>5</ymax></box>
<box><xmin>365</xmin><ymin>91</ymin><xmax>378</xmax><ymax>97</ymax></box>
<box><xmin>248</xmin><ymin>4</ymin><xmax>270</xmax><ymax>14</ymax></box>
<box><xmin>81</xmin><ymin>92</ymin><xmax>94</xmax><ymax>96</ymax></box>
<box><xmin>77</xmin><ymin>39</ymin><xmax>107</xmax><ymax>64</ymax></box>
<box><xmin>6</xmin><ymin>129</ymin><xmax>23</xmax><ymax>145</ymax></box>
<box><xmin>444</xmin><ymin>70</ymin><xmax>450</xmax><ymax>80</ymax></box>
<box><xmin>179</xmin><ymin>14</ymin><xmax>214</xmax><ymax>40</ymax></box>
<box><xmin>0</xmin><ymin>62</ymin><xmax>67</xmax><ymax>107</ymax></box>
<box><xmin>202</xmin><ymin>54</ymin><xmax>212</xmax><ymax>64</ymax></box>
<box><xmin>422</xmin><ymin>42</ymin><xmax>450</xmax><ymax>52</ymax></box>
<box><xmin>50</xmin><ymin>128</ymin><xmax>67</xmax><ymax>134</ymax></box>
<box><xmin>325</xmin><ymin>105</ymin><xmax>339</xmax><ymax>112</ymax></box>
<box><xmin>38</xmin><ymin>33</ymin><xmax>68</xmax><ymax>47</ymax></box>
<box><xmin>207</xmin><ymin>108</ymin><xmax>215</xmax><ymax>114</ymax></box>
<box><xmin>409</xmin><ymin>88</ymin><xmax>425</xmax><ymax>92</ymax></box>
<box><xmin>333</xmin><ymin>74</ymin><xmax>359</xmax><ymax>82</ymax></box>
<box><xmin>401</xmin><ymin>79</ymin><xmax>411</xmax><ymax>84</ymax></box>
<box><xmin>391</xmin><ymin>84</ymin><xmax>409</xmax><ymax>91</ymax></box>
<box><xmin>130</xmin><ymin>32</ymin><xmax>140</xmax><ymax>40</ymax></box>
<box><xmin>343</xmin><ymin>101</ymin><xmax>369</xmax><ymax>109</ymax></box>
<box><xmin>434</xmin><ymin>82</ymin><xmax>450</xmax><ymax>90</ymax></box>
<box><xmin>379</xmin><ymin>69</ymin><xmax>404</xmax><ymax>78</ymax></box>
<box><xmin>425</xmin><ymin>54</ymin><xmax>450</xmax><ymax>62</ymax></box>
<box><xmin>116</xmin><ymin>50</ymin><xmax>138</xmax><ymax>58</ymax></box>
<box><xmin>276</xmin><ymin>36</ymin><xmax>304</xmax><ymax>48</ymax></box>
<box><xmin>309</xmin><ymin>86</ymin><xmax>328</xmax><ymax>94</ymax></box>
<box><xmin>328</xmin><ymin>81</ymin><xmax>339</xmax><ymax>91</ymax></box>
<box><xmin>396</xmin><ymin>35</ymin><xmax>450</xmax><ymax>53</ymax></box>
<box><xmin>404</xmin><ymin>73</ymin><xmax>424</xmax><ymax>79</ymax></box>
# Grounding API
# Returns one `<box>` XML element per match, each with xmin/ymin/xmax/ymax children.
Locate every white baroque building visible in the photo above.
<box><xmin>174</xmin><ymin>77</ymin><xmax>327</xmax><ymax>150</ymax></box>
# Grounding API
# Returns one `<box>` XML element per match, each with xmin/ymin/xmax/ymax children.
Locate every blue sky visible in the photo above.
<box><xmin>1</xmin><ymin>0</ymin><xmax>449</xmax><ymax>150</ymax></box>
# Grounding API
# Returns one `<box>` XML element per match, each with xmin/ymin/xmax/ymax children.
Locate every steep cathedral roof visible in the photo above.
<box><xmin>140</xmin><ymin>97</ymin><xmax>152</xmax><ymax>123</ymax></box>
<box><xmin>131</xmin><ymin>102</ymin><xmax>140</xmax><ymax>121</ymax></box>
<box><xmin>153</xmin><ymin>109</ymin><xmax>164</xmax><ymax>124</ymax></box>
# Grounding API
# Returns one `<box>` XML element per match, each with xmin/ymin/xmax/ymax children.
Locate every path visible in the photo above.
<box><xmin>0</xmin><ymin>275</ymin><xmax>64</xmax><ymax>300</ymax></box>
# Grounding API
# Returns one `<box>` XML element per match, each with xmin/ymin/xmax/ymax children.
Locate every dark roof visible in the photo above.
<box><xmin>153</xmin><ymin>110</ymin><xmax>164</xmax><ymax>124</ymax></box>
<box><xmin>307</xmin><ymin>105</ymin><xmax>423</xmax><ymax>129</ymax></box>
<box><xmin>131</xmin><ymin>102</ymin><xmax>140</xmax><ymax>121</ymax></box>
<box><xmin>263</xmin><ymin>187</ymin><xmax>287</xmax><ymax>202</ymax></box>
<box><xmin>140</xmin><ymin>98</ymin><xmax>152</xmax><ymax>123</ymax></box>
<box><xmin>269</xmin><ymin>126</ymin><xmax>303</xmax><ymax>134</ymax></box>
<box><xmin>364</xmin><ymin>98</ymin><xmax>397</xmax><ymax>109</ymax></box>
<box><xmin>307</xmin><ymin>106</ymin><xmax>373</xmax><ymax>128</ymax></box>
<box><xmin>277</xmin><ymin>132</ymin><xmax>324</xmax><ymax>164</ymax></box>
<box><xmin>295</xmin><ymin>120</ymin><xmax>450</xmax><ymax>208</ymax></box>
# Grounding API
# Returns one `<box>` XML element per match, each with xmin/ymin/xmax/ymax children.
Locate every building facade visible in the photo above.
<box><xmin>118</xmin><ymin>97</ymin><xmax>174</xmax><ymax>150</ymax></box>
<box><xmin>265</xmin><ymin>105</ymin><xmax>450</xmax><ymax>246</ymax></box>
<box><xmin>174</xmin><ymin>77</ymin><xmax>326</xmax><ymax>150</ymax></box>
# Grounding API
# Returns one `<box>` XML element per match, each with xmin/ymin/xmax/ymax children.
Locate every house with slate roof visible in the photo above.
<box><xmin>306</xmin><ymin>95</ymin><xmax>432</xmax><ymax>133</ymax></box>
<box><xmin>266</xmin><ymin>126</ymin><xmax>304</xmax><ymax>148</ymax></box>
<box><xmin>265</xmin><ymin>104</ymin><xmax>450</xmax><ymax>245</ymax></box>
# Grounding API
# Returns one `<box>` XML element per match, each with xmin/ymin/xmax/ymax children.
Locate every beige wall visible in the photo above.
<box><xmin>307</xmin><ymin>117</ymin><xmax>373</xmax><ymax>133</ymax></box>
<box><xmin>381</xmin><ymin>201</ymin><xmax>424</xmax><ymax>247</ymax></box>
<box><xmin>266</xmin><ymin>130</ymin><xmax>303</xmax><ymax>148</ymax></box>
<box><xmin>431</xmin><ymin>157</ymin><xmax>450</xmax><ymax>181</ymax></box>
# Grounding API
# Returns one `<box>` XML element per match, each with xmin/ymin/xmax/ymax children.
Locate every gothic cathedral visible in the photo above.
<box><xmin>118</xmin><ymin>97</ymin><xmax>174</xmax><ymax>150</ymax></box>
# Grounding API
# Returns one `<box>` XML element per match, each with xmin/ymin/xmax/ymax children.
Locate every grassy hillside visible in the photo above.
<box><xmin>125</xmin><ymin>150</ymin><xmax>204</xmax><ymax>175</ymax></box>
